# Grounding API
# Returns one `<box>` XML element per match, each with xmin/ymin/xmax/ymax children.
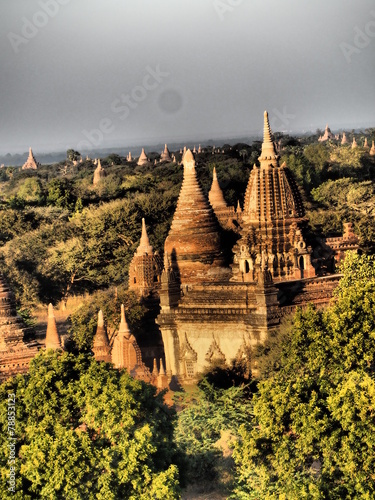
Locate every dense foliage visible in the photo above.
<box><xmin>0</xmin><ymin>351</ymin><xmax>180</xmax><ymax>499</ymax></box>
<box><xmin>232</xmin><ymin>253</ymin><xmax>375</xmax><ymax>499</ymax></box>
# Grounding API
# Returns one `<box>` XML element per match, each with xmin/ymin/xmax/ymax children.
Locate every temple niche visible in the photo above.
<box><xmin>22</xmin><ymin>147</ymin><xmax>40</xmax><ymax>170</ymax></box>
<box><xmin>157</xmin><ymin>111</ymin><xmax>356</xmax><ymax>384</ymax></box>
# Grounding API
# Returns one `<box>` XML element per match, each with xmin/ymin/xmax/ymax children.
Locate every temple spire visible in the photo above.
<box><xmin>45</xmin><ymin>303</ymin><xmax>61</xmax><ymax>350</ymax></box>
<box><xmin>136</xmin><ymin>218</ymin><xmax>153</xmax><ymax>256</ymax></box>
<box><xmin>259</xmin><ymin>110</ymin><xmax>278</xmax><ymax>167</ymax></box>
<box><xmin>209</xmin><ymin>167</ymin><xmax>227</xmax><ymax>209</ymax></box>
<box><xmin>118</xmin><ymin>304</ymin><xmax>131</xmax><ymax>339</ymax></box>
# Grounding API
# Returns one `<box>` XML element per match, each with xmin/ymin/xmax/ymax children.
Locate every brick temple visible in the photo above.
<box><xmin>0</xmin><ymin>111</ymin><xmax>359</xmax><ymax>386</ymax></box>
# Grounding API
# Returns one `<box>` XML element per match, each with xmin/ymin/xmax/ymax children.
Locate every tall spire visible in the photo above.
<box><xmin>118</xmin><ymin>304</ymin><xmax>131</xmax><ymax>339</ymax></box>
<box><xmin>92</xmin><ymin>310</ymin><xmax>111</xmax><ymax>362</ymax></box>
<box><xmin>136</xmin><ymin>218</ymin><xmax>153</xmax><ymax>256</ymax></box>
<box><xmin>164</xmin><ymin>149</ymin><xmax>226</xmax><ymax>283</ymax></box>
<box><xmin>258</xmin><ymin>111</ymin><xmax>278</xmax><ymax>167</ymax></box>
<box><xmin>208</xmin><ymin>167</ymin><xmax>227</xmax><ymax>209</ymax></box>
<box><xmin>45</xmin><ymin>304</ymin><xmax>61</xmax><ymax>350</ymax></box>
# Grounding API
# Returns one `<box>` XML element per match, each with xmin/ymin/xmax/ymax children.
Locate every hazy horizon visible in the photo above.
<box><xmin>1</xmin><ymin>0</ymin><xmax>375</xmax><ymax>155</ymax></box>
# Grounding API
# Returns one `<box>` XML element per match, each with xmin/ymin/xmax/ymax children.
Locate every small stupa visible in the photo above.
<box><xmin>208</xmin><ymin>167</ymin><xmax>227</xmax><ymax>210</ymax></box>
<box><xmin>318</xmin><ymin>124</ymin><xmax>334</xmax><ymax>142</ymax></box>
<box><xmin>137</xmin><ymin>148</ymin><xmax>149</xmax><ymax>166</ymax></box>
<box><xmin>45</xmin><ymin>304</ymin><xmax>62</xmax><ymax>350</ymax></box>
<box><xmin>364</xmin><ymin>138</ymin><xmax>370</xmax><ymax>150</ymax></box>
<box><xmin>341</xmin><ymin>132</ymin><xmax>348</xmax><ymax>145</ymax></box>
<box><xmin>370</xmin><ymin>141</ymin><xmax>375</xmax><ymax>156</ymax></box>
<box><xmin>351</xmin><ymin>137</ymin><xmax>358</xmax><ymax>149</ymax></box>
<box><xmin>160</xmin><ymin>144</ymin><xmax>172</xmax><ymax>163</ymax></box>
<box><xmin>93</xmin><ymin>159</ymin><xmax>106</xmax><ymax>185</ymax></box>
<box><xmin>127</xmin><ymin>152</ymin><xmax>132</xmax><ymax>162</ymax></box>
<box><xmin>22</xmin><ymin>147</ymin><xmax>40</xmax><ymax>170</ymax></box>
<box><xmin>92</xmin><ymin>310</ymin><xmax>111</xmax><ymax>362</ymax></box>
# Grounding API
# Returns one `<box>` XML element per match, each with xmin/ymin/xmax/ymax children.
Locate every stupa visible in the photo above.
<box><xmin>137</xmin><ymin>148</ymin><xmax>149</xmax><ymax>166</ymax></box>
<box><xmin>341</xmin><ymin>132</ymin><xmax>348</xmax><ymax>145</ymax></box>
<box><xmin>129</xmin><ymin>218</ymin><xmax>162</xmax><ymax>297</ymax></box>
<box><xmin>160</xmin><ymin>144</ymin><xmax>172</xmax><ymax>163</ymax></box>
<box><xmin>370</xmin><ymin>141</ymin><xmax>375</xmax><ymax>156</ymax></box>
<box><xmin>164</xmin><ymin>149</ymin><xmax>228</xmax><ymax>283</ymax></box>
<box><xmin>352</xmin><ymin>137</ymin><xmax>358</xmax><ymax>149</ymax></box>
<box><xmin>92</xmin><ymin>310</ymin><xmax>111</xmax><ymax>362</ymax></box>
<box><xmin>22</xmin><ymin>148</ymin><xmax>40</xmax><ymax>170</ymax></box>
<box><xmin>111</xmin><ymin>305</ymin><xmax>152</xmax><ymax>382</ymax></box>
<box><xmin>45</xmin><ymin>304</ymin><xmax>62</xmax><ymax>350</ymax></box>
<box><xmin>0</xmin><ymin>275</ymin><xmax>39</xmax><ymax>380</ymax></box>
<box><xmin>93</xmin><ymin>159</ymin><xmax>106</xmax><ymax>185</ymax></box>
<box><xmin>318</xmin><ymin>124</ymin><xmax>334</xmax><ymax>142</ymax></box>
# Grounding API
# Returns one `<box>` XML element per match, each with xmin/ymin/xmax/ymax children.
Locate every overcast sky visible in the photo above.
<box><xmin>1</xmin><ymin>0</ymin><xmax>375</xmax><ymax>153</ymax></box>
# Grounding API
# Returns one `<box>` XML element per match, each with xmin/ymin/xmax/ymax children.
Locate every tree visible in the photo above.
<box><xmin>232</xmin><ymin>253</ymin><xmax>375</xmax><ymax>499</ymax></box>
<box><xmin>0</xmin><ymin>351</ymin><xmax>180</xmax><ymax>499</ymax></box>
<box><xmin>67</xmin><ymin>149</ymin><xmax>81</xmax><ymax>162</ymax></box>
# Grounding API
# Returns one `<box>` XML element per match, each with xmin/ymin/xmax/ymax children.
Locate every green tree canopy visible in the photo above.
<box><xmin>0</xmin><ymin>351</ymin><xmax>180</xmax><ymax>499</ymax></box>
<box><xmin>232</xmin><ymin>253</ymin><xmax>375</xmax><ymax>499</ymax></box>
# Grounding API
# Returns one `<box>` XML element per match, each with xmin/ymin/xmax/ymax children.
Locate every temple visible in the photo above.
<box><xmin>93</xmin><ymin>159</ymin><xmax>106</xmax><ymax>185</ymax></box>
<box><xmin>157</xmin><ymin>112</ymin><xmax>357</xmax><ymax>383</ymax></box>
<box><xmin>22</xmin><ymin>147</ymin><xmax>40</xmax><ymax>170</ymax></box>
<box><xmin>0</xmin><ymin>275</ymin><xmax>39</xmax><ymax>381</ymax></box>
<box><xmin>128</xmin><ymin>219</ymin><xmax>162</xmax><ymax>297</ymax></box>
<box><xmin>318</xmin><ymin>124</ymin><xmax>334</xmax><ymax>142</ymax></box>
<box><xmin>45</xmin><ymin>304</ymin><xmax>62</xmax><ymax>350</ymax></box>
<box><xmin>137</xmin><ymin>148</ymin><xmax>150</xmax><ymax>166</ymax></box>
<box><xmin>160</xmin><ymin>144</ymin><xmax>172</xmax><ymax>163</ymax></box>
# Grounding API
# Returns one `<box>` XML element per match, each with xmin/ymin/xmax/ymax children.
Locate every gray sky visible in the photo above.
<box><xmin>1</xmin><ymin>0</ymin><xmax>375</xmax><ymax>153</ymax></box>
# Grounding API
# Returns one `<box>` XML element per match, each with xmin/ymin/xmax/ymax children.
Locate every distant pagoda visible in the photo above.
<box><xmin>22</xmin><ymin>147</ymin><xmax>40</xmax><ymax>170</ymax></box>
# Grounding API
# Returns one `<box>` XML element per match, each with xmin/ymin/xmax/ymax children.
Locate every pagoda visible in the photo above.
<box><xmin>92</xmin><ymin>310</ymin><xmax>111</xmax><ymax>362</ymax></box>
<box><xmin>22</xmin><ymin>147</ymin><xmax>40</xmax><ymax>170</ymax></box>
<box><xmin>164</xmin><ymin>149</ymin><xmax>228</xmax><ymax>283</ymax></box>
<box><xmin>45</xmin><ymin>304</ymin><xmax>62</xmax><ymax>350</ymax></box>
<box><xmin>157</xmin><ymin>111</ymin><xmax>345</xmax><ymax>383</ymax></box>
<box><xmin>160</xmin><ymin>144</ymin><xmax>172</xmax><ymax>163</ymax></box>
<box><xmin>129</xmin><ymin>218</ymin><xmax>162</xmax><ymax>297</ymax></box>
<box><xmin>137</xmin><ymin>148</ymin><xmax>150</xmax><ymax>166</ymax></box>
<box><xmin>93</xmin><ymin>159</ymin><xmax>106</xmax><ymax>185</ymax></box>
<box><xmin>0</xmin><ymin>275</ymin><xmax>39</xmax><ymax>380</ymax></box>
<box><xmin>232</xmin><ymin>111</ymin><xmax>315</xmax><ymax>282</ymax></box>
<box><xmin>318</xmin><ymin>124</ymin><xmax>334</xmax><ymax>142</ymax></box>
